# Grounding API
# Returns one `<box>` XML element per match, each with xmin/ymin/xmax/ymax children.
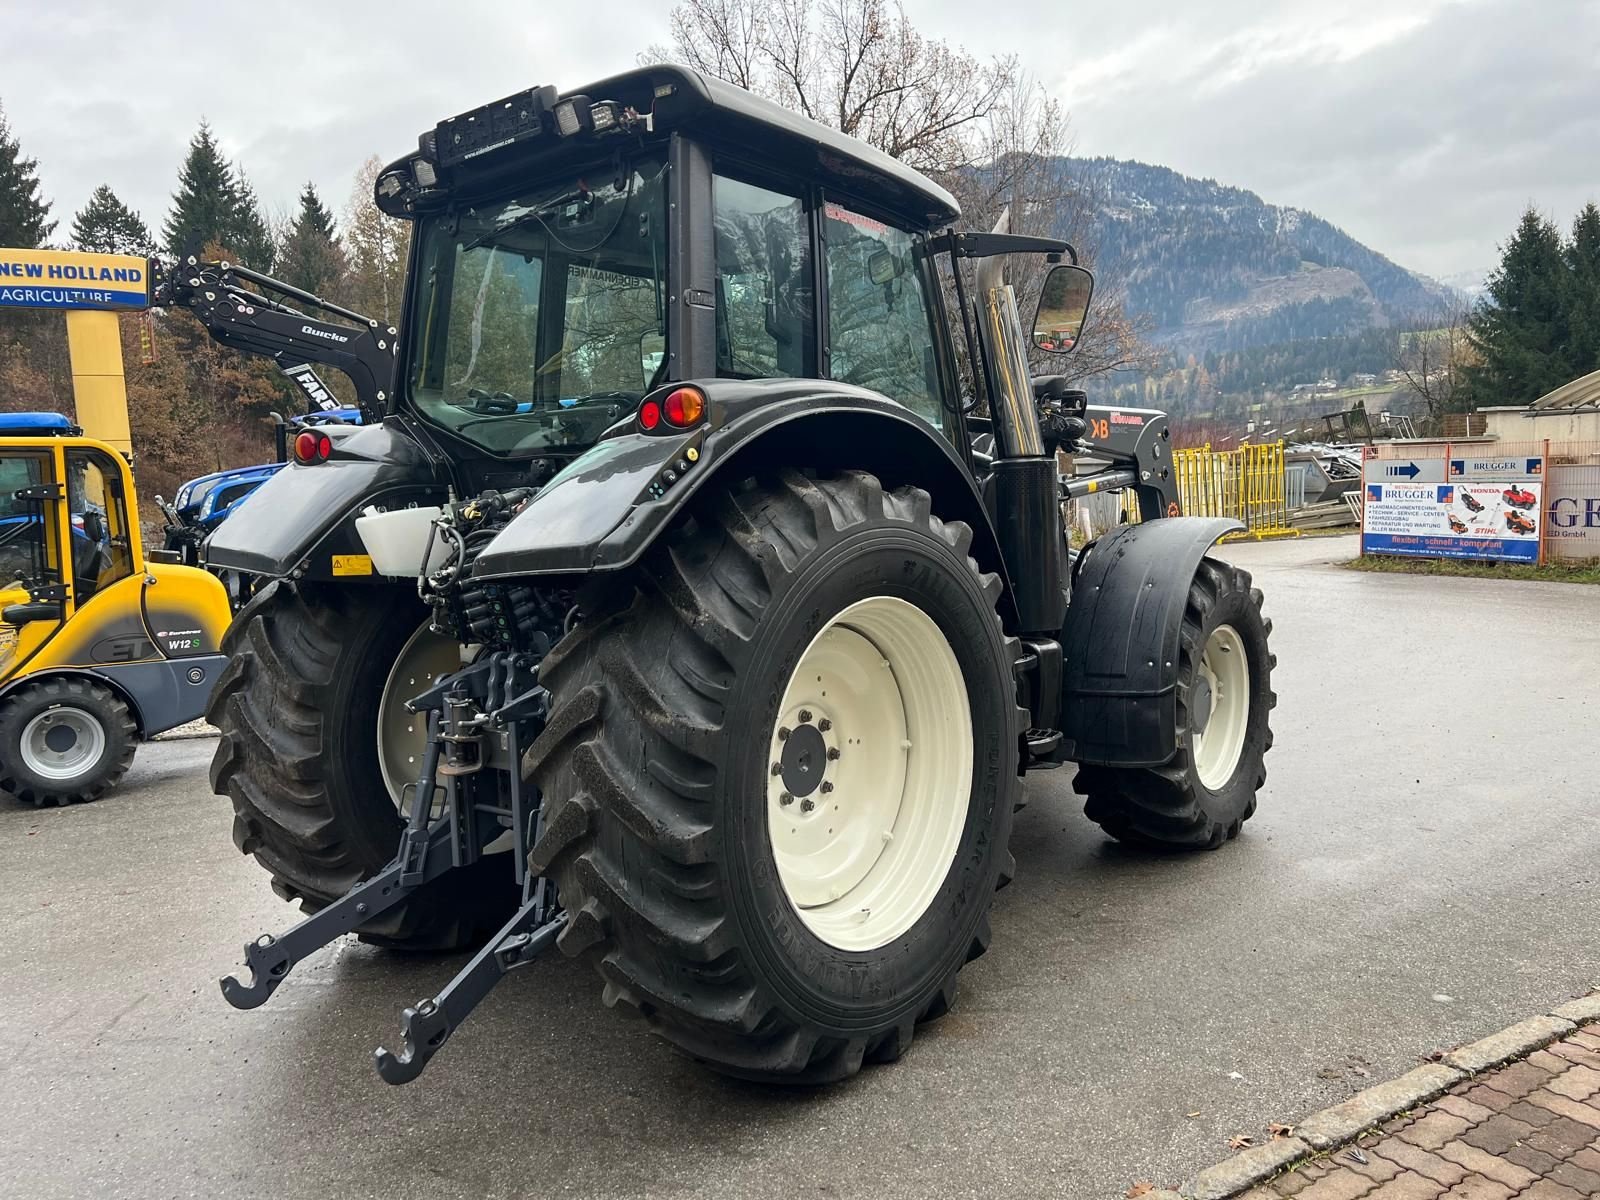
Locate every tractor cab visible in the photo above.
<box><xmin>0</xmin><ymin>417</ymin><xmax>231</xmax><ymax>805</ymax></box>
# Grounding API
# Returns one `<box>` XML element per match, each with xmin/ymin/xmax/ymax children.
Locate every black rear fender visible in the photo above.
<box><xmin>472</xmin><ymin>379</ymin><xmax>1017</xmax><ymax>627</ymax></box>
<box><xmin>1060</xmin><ymin>517</ymin><xmax>1242</xmax><ymax>767</ymax></box>
<box><xmin>203</xmin><ymin>422</ymin><xmax>444</xmax><ymax>580</ymax></box>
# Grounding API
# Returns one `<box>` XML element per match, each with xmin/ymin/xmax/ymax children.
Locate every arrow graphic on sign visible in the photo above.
<box><xmin>1385</xmin><ymin>462</ymin><xmax>1421</xmax><ymax>479</ymax></box>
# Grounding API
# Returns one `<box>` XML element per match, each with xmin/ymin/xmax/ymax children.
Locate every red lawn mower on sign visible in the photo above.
<box><xmin>1505</xmin><ymin>510</ymin><xmax>1537</xmax><ymax>534</ymax></box>
<box><xmin>1459</xmin><ymin>492</ymin><xmax>1485</xmax><ymax>514</ymax></box>
<box><xmin>1503</xmin><ymin>486</ymin><xmax>1537</xmax><ymax>510</ymax></box>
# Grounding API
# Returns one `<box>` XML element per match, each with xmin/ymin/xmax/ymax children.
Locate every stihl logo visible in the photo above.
<box><xmin>301</xmin><ymin>324</ymin><xmax>349</xmax><ymax>343</ymax></box>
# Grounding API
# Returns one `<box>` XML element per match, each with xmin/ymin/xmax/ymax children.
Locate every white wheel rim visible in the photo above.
<box><xmin>378</xmin><ymin>621</ymin><xmax>463</xmax><ymax>809</ymax></box>
<box><xmin>766</xmin><ymin>596</ymin><xmax>972</xmax><ymax>952</ymax></box>
<box><xmin>1192</xmin><ymin>624</ymin><xmax>1250</xmax><ymax>790</ymax></box>
<box><xmin>21</xmin><ymin>706</ymin><xmax>107</xmax><ymax>782</ymax></box>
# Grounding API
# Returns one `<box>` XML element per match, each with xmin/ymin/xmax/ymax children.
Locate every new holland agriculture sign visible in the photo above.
<box><xmin>0</xmin><ymin>249</ymin><xmax>150</xmax><ymax>310</ymax></box>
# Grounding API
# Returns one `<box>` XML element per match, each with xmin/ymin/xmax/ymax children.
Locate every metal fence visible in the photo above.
<box><xmin>1172</xmin><ymin>442</ymin><xmax>1299</xmax><ymax>539</ymax></box>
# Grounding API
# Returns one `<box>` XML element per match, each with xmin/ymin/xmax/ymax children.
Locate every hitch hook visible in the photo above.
<box><xmin>219</xmin><ymin>933</ymin><xmax>294</xmax><ymax>1010</ymax></box>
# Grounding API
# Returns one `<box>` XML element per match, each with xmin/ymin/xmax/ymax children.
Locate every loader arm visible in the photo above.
<box><xmin>152</xmin><ymin>259</ymin><xmax>400</xmax><ymax>416</ymax></box>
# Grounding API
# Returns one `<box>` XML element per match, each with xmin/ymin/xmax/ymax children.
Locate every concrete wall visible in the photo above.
<box><xmin>1480</xmin><ymin>406</ymin><xmax>1600</xmax><ymax>443</ymax></box>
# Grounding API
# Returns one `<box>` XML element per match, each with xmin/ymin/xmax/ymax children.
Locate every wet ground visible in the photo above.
<box><xmin>2</xmin><ymin>535</ymin><xmax>1596</xmax><ymax>1199</ymax></box>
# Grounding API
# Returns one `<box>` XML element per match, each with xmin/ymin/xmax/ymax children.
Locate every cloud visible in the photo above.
<box><xmin>3</xmin><ymin>0</ymin><xmax>1593</xmax><ymax>280</ymax></box>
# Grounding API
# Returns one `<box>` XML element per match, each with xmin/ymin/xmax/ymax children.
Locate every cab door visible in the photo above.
<box><xmin>0</xmin><ymin>445</ymin><xmax>68</xmax><ymax>684</ymax></box>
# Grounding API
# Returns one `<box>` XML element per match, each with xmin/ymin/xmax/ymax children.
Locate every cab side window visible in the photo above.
<box><xmin>0</xmin><ymin>454</ymin><xmax>49</xmax><ymax>590</ymax></box>
<box><xmin>66</xmin><ymin>449</ymin><xmax>135</xmax><ymax>603</ymax></box>
<box><xmin>823</xmin><ymin>203</ymin><xmax>943</xmax><ymax>429</ymax></box>
<box><xmin>713</xmin><ymin>176</ymin><xmax>815</xmax><ymax>379</ymax></box>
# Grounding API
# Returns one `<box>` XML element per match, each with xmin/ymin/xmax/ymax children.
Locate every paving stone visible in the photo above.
<box><xmin>1364</xmin><ymin>1176</ymin><xmax>1444</xmax><ymax>1199</ymax></box>
<box><xmin>1460</xmin><ymin>1113</ymin><xmax>1537</xmax><ymax>1155</ymax></box>
<box><xmin>1547</xmin><ymin>1064</ymin><xmax>1600</xmax><ymax>1102</ymax></box>
<box><xmin>1343</xmin><ymin>1152</ymin><xmax>1402</xmax><ymax>1185</ymax></box>
<box><xmin>1549</xmin><ymin>995</ymin><xmax>1600</xmax><ymax>1024</ymax></box>
<box><xmin>1296</xmin><ymin>1067</ymin><xmax>1465</xmax><ymax>1150</ymax></box>
<box><xmin>1502</xmin><ymin>1099</ymin><xmax>1561</xmax><ymax>1128</ymax></box>
<box><xmin>1500</xmin><ymin>1142</ymin><xmax>1561</xmax><ymax>1175</ymax></box>
<box><xmin>1440</xmin><ymin>1177</ymin><xmax>1510</xmax><ymax>1196</ymax></box>
<box><xmin>1460</xmin><ymin>1085</ymin><xmax>1520</xmax><ymax>1112</ymax></box>
<box><xmin>1570</xmin><ymin>1030</ymin><xmax>1600</xmax><ymax>1052</ymax></box>
<box><xmin>1530</xmin><ymin>1049</ymin><xmax>1578</xmax><ymax>1074</ymax></box>
<box><xmin>1479</xmin><ymin>1060</ymin><xmax>1557</xmax><ymax>1100</ymax></box>
<box><xmin>1524</xmin><ymin>1090</ymin><xmax>1600</xmax><ymax>1130</ymax></box>
<box><xmin>1371</xmin><ymin>1141</ymin><xmax>1469</xmax><ymax>1187</ymax></box>
<box><xmin>1568</xmin><ymin>1146</ymin><xmax>1600</xmax><ymax>1173</ymax></box>
<box><xmin>1439</xmin><ymin>1176</ymin><xmax>1513</xmax><ymax>1199</ymax></box>
<box><xmin>1270</xmin><ymin>1170</ymin><xmax>1322</xmax><ymax>1197</ymax></box>
<box><xmin>1525</xmin><ymin>1115</ymin><xmax>1600</xmax><ymax>1159</ymax></box>
<box><xmin>1547</xmin><ymin>1041</ymin><xmax>1600</xmax><ymax>1072</ymax></box>
<box><xmin>1516</xmin><ymin>1182</ymin><xmax>1585</xmax><ymax>1200</ymax></box>
<box><xmin>1434</xmin><ymin>1143</ymin><xmax>1538</xmax><ymax>1191</ymax></box>
<box><xmin>1433</xmin><ymin>1095</ymin><xmax>1495</xmax><ymax>1125</ymax></box>
<box><xmin>1294</xmin><ymin>1168</ymin><xmax>1379</xmax><ymax>1200</ymax></box>
<box><xmin>1444</xmin><ymin>1017</ymin><xmax>1575</xmax><ymax>1074</ymax></box>
<box><xmin>1398</xmin><ymin>1112</ymin><xmax>1473</xmax><ymax>1152</ymax></box>
<box><xmin>1181</xmin><ymin>1137</ymin><xmax>1313</xmax><ymax>1200</ymax></box>
<box><xmin>1546</xmin><ymin>1159</ymin><xmax>1600</xmax><ymax>1195</ymax></box>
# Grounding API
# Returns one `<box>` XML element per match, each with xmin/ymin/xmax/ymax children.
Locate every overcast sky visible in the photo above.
<box><xmin>4</xmin><ymin>0</ymin><xmax>1595</xmax><ymax>282</ymax></box>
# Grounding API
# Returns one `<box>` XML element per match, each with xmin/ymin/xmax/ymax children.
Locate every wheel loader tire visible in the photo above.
<box><xmin>0</xmin><ymin>677</ymin><xmax>136</xmax><ymax>806</ymax></box>
<box><xmin>529</xmin><ymin>470</ymin><xmax>1020</xmax><ymax>1084</ymax></box>
<box><xmin>1076</xmin><ymin>557</ymin><xmax>1275</xmax><ymax>849</ymax></box>
<box><xmin>208</xmin><ymin>580</ymin><xmax>518</xmax><ymax>949</ymax></box>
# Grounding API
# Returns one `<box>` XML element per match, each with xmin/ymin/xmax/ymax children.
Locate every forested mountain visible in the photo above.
<box><xmin>1059</xmin><ymin>157</ymin><xmax>1453</xmax><ymax>354</ymax></box>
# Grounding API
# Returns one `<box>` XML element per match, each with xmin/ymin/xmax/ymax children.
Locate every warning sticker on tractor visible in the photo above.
<box><xmin>331</xmin><ymin>554</ymin><xmax>374</xmax><ymax>576</ymax></box>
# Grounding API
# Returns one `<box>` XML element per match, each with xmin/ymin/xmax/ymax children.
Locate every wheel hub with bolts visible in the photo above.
<box><xmin>20</xmin><ymin>706</ymin><xmax>106</xmax><ymax>782</ymax></box>
<box><xmin>1191</xmin><ymin>623</ymin><xmax>1249</xmax><ymax>790</ymax></box>
<box><xmin>766</xmin><ymin>596</ymin><xmax>972</xmax><ymax>952</ymax></box>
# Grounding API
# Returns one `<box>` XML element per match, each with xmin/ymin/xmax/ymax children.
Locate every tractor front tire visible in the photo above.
<box><xmin>529</xmin><ymin>470</ymin><xmax>1020</xmax><ymax>1084</ymax></box>
<box><xmin>0</xmin><ymin>677</ymin><xmax>136</xmax><ymax>806</ymax></box>
<box><xmin>208</xmin><ymin>580</ymin><xmax>518</xmax><ymax>949</ymax></box>
<box><xmin>1076</xmin><ymin>557</ymin><xmax>1275</xmax><ymax>849</ymax></box>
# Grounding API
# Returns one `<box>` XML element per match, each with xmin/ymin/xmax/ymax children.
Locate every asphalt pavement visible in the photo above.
<box><xmin>2</xmin><ymin>535</ymin><xmax>1597</xmax><ymax>1200</ymax></box>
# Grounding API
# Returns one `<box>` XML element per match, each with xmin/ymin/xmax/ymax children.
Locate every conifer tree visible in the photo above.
<box><xmin>277</xmin><ymin>182</ymin><xmax>345</xmax><ymax>296</ymax></box>
<box><xmin>1462</xmin><ymin>208</ymin><xmax>1572</xmax><ymax>406</ymax></box>
<box><xmin>163</xmin><ymin>122</ymin><xmax>237</xmax><ymax>256</ymax></box>
<box><xmin>0</xmin><ymin>103</ymin><xmax>55</xmax><ymax>248</ymax></box>
<box><xmin>70</xmin><ymin>185</ymin><xmax>155</xmax><ymax>256</ymax></box>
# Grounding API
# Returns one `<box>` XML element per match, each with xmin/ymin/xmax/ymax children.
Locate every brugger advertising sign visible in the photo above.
<box><xmin>1362</xmin><ymin>456</ymin><xmax>1544</xmax><ymax>563</ymax></box>
<box><xmin>0</xmin><ymin>249</ymin><xmax>150</xmax><ymax>310</ymax></box>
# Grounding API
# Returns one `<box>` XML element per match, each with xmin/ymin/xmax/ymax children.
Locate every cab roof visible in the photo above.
<box><xmin>391</xmin><ymin>63</ymin><xmax>961</xmax><ymax>231</ymax></box>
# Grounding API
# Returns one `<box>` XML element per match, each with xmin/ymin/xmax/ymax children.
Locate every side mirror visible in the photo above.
<box><xmin>1033</xmin><ymin>264</ymin><xmax>1095</xmax><ymax>354</ymax></box>
<box><xmin>640</xmin><ymin>331</ymin><xmax>665</xmax><ymax>387</ymax></box>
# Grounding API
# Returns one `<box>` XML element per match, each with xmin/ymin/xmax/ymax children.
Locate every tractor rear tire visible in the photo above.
<box><xmin>208</xmin><ymin>580</ymin><xmax>519</xmax><ymax>950</ymax></box>
<box><xmin>528</xmin><ymin>470</ymin><xmax>1019</xmax><ymax>1084</ymax></box>
<box><xmin>1076</xmin><ymin>557</ymin><xmax>1275</xmax><ymax>849</ymax></box>
<box><xmin>0</xmin><ymin>677</ymin><xmax>136</xmax><ymax>806</ymax></box>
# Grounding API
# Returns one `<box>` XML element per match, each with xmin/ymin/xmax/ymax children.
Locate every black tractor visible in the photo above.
<box><xmin>206</xmin><ymin>63</ymin><xmax>1275</xmax><ymax>1084</ymax></box>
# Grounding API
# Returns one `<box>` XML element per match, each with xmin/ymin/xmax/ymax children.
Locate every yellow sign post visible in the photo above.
<box><xmin>0</xmin><ymin>249</ymin><xmax>152</xmax><ymax>452</ymax></box>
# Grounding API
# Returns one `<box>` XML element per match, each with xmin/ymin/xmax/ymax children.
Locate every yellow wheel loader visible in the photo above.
<box><xmin>0</xmin><ymin>412</ymin><xmax>231</xmax><ymax>805</ymax></box>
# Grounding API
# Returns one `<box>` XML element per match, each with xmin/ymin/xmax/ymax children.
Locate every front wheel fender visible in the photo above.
<box><xmin>1060</xmin><ymin>517</ymin><xmax>1242</xmax><ymax>767</ymax></box>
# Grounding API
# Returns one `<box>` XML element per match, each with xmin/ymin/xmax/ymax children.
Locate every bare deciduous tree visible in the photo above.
<box><xmin>1399</xmin><ymin>302</ymin><xmax>1478</xmax><ymax>422</ymax></box>
<box><xmin>646</xmin><ymin>0</ymin><xmax>1147</xmax><ymax>382</ymax></box>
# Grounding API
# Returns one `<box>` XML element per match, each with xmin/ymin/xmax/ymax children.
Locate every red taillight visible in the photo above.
<box><xmin>293</xmin><ymin>430</ymin><xmax>333</xmax><ymax>464</ymax></box>
<box><xmin>638</xmin><ymin>400</ymin><xmax>662</xmax><ymax>431</ymax></box>
<box><xmin>663</xmin><ymin>387</ymin><xmax>705</xmax><ymax>428</ymax></box>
